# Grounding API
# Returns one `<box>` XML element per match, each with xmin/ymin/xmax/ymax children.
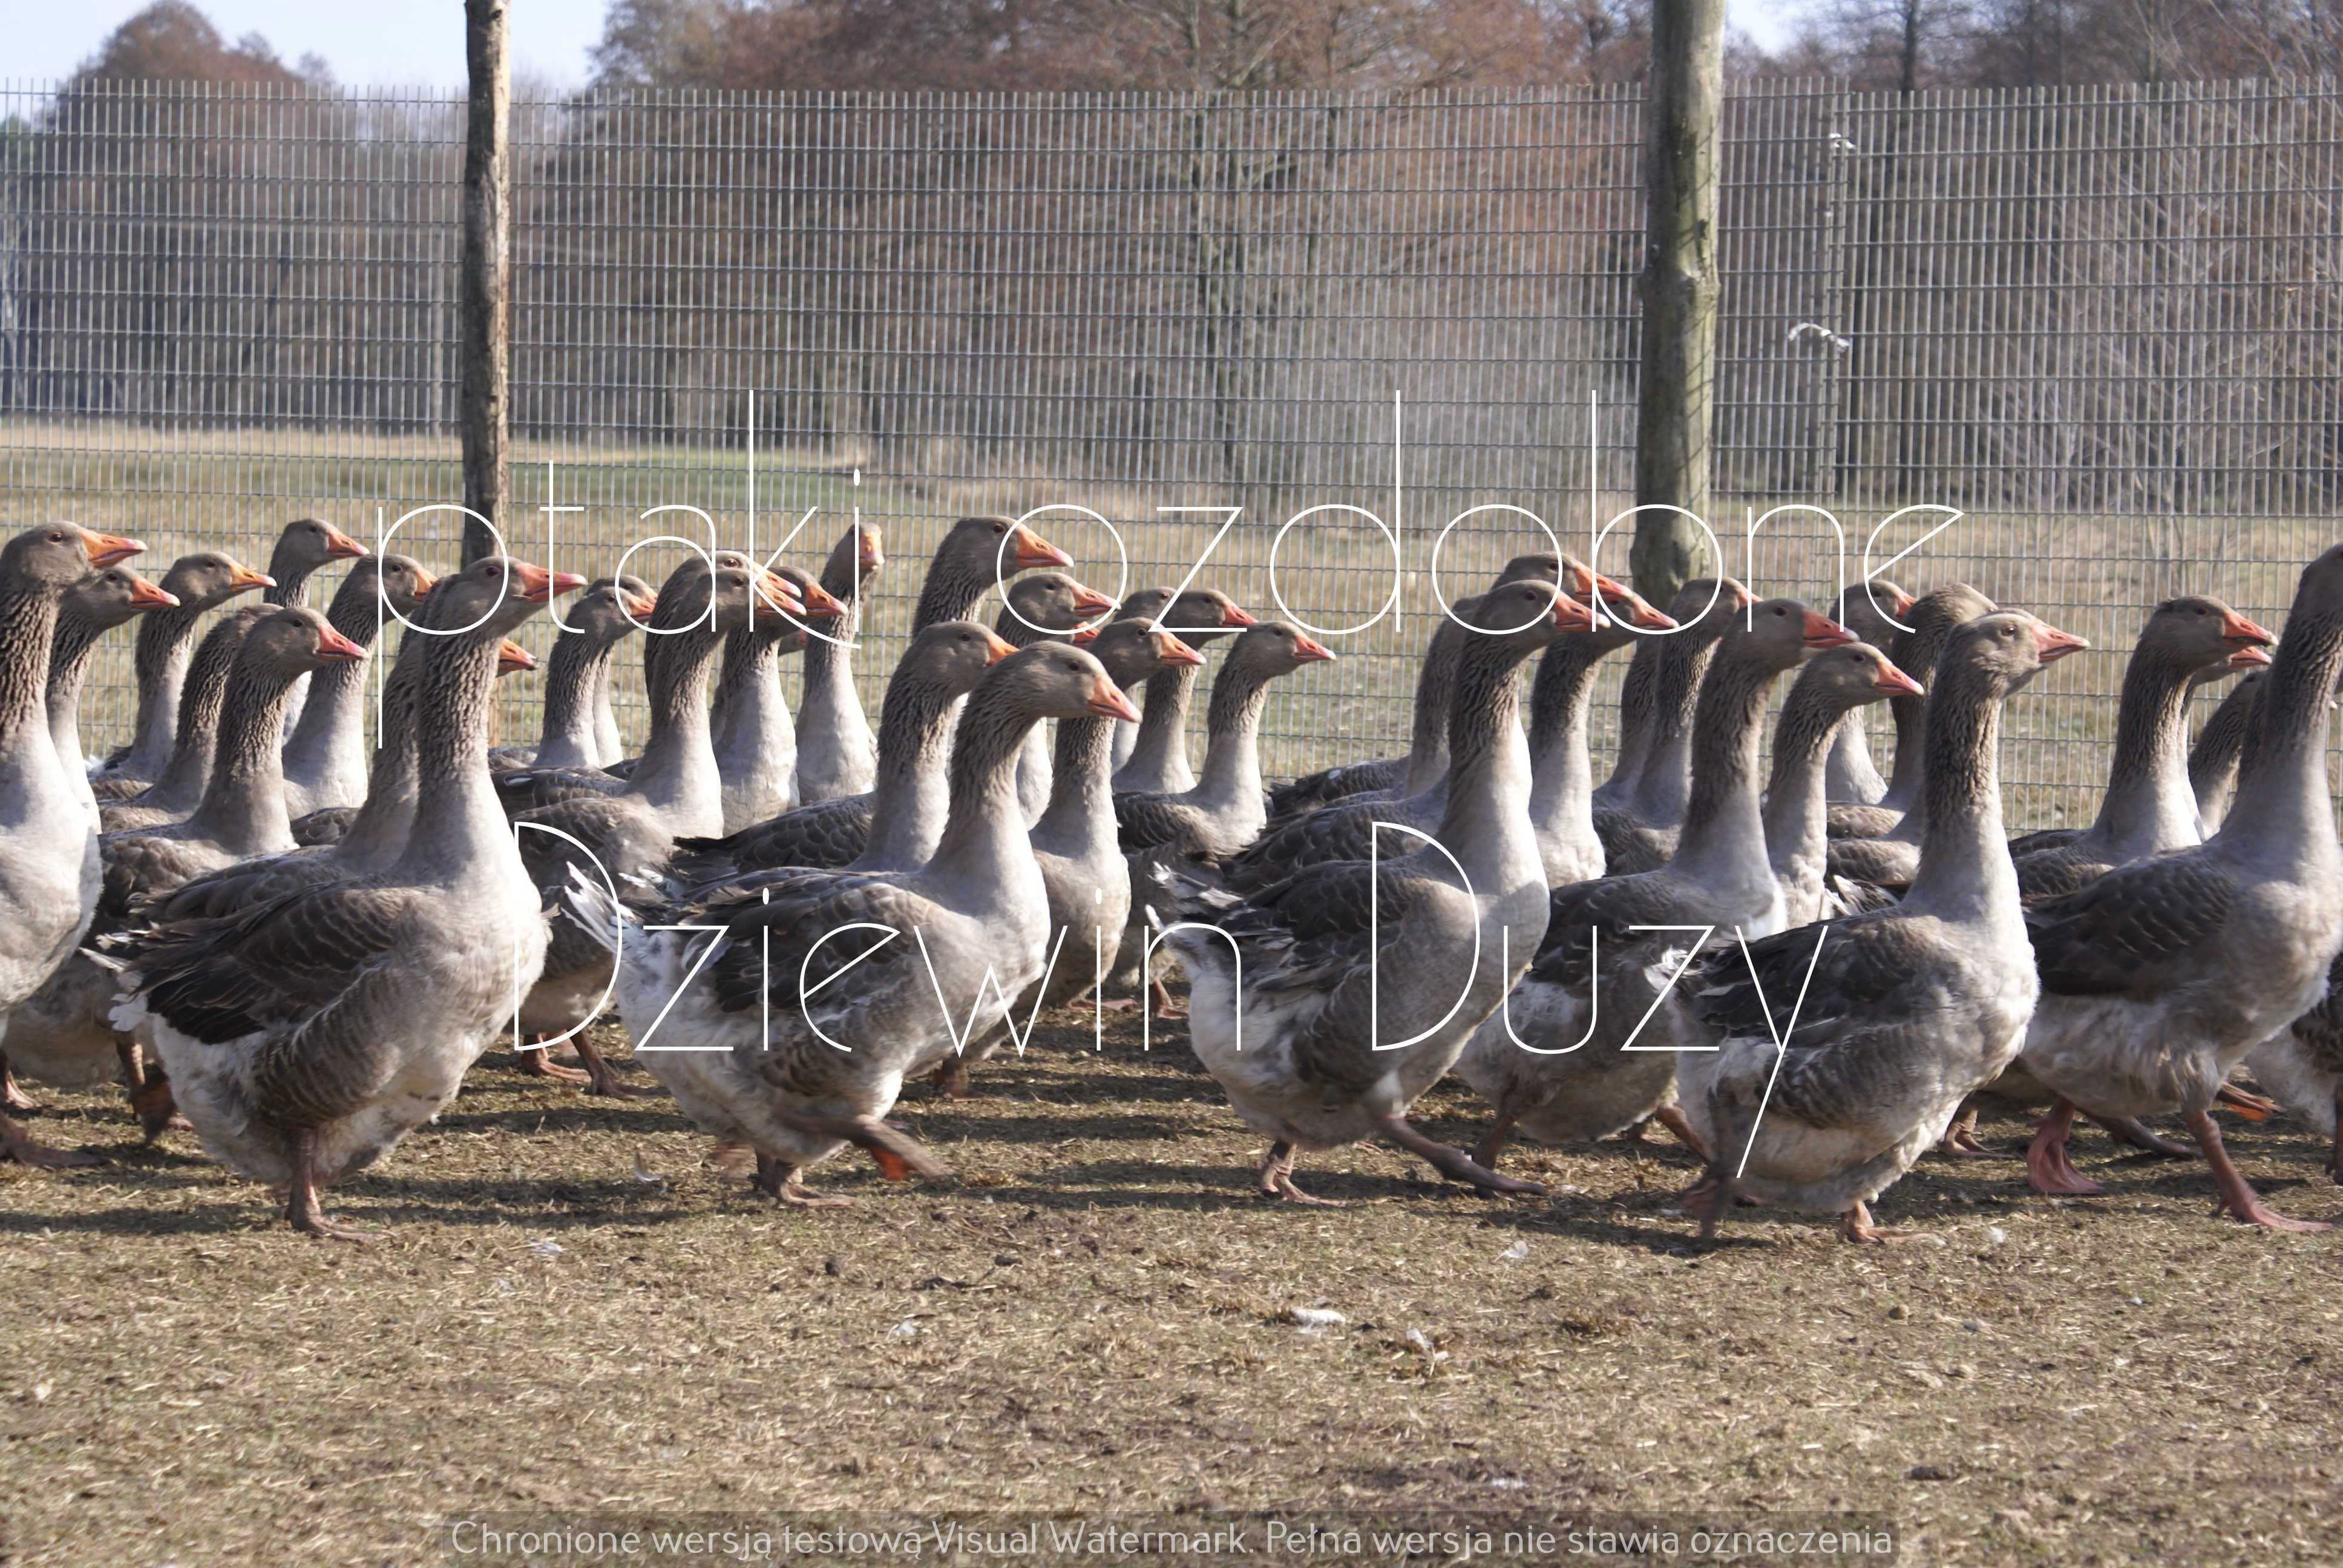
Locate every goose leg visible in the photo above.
<box><xmin>0</xmin><ymin>1049</ymin><xmax>36</xmax><ymax>1113</ymax></box>
<box><xmin>0</xmin><ymin>1109</ymin><xmax>103</xmax><ymax>1168</ymax></box>
<box><xmin>116</xmin><ymin>1039</ymin><xmax>183</xmax><ymax>1140</ymax></box>
<box><xmin>1653</xmin><ymin>1105</ymin><xmax>1712</xmax><ymax>1161</ymax></box>
<box><xmin>573</xmin><ymin>1036</ymin><xmax>662</xmax><ymax>1100</ymax></box>
<box><xmin>2091</xmin><ymin>1113</ymin><xmax>2194</xmax><ymax>1159</ymax></box>
<box><xmin>2187</xmin><ymin>1108</ymin><xmax>2330</xmax><ymax>1232</ymax></box>
<box><xmin>2330</xmin><ymin>1089</ymin><xmax>2342</xmax><ymax>1186</ymax></box>
<box><xmin>929</xmin><ymin>1056</ymin><xmax>975</xmax><ymax>1099</ymax></box>
<box><xmin>1376</xmin><ymin>1115</ymin><xmax>1545</xmax><ymax>1197</ymax></box>
<box><xmin>1838</xmin><ymin>1199</ymin><xmax>1930</xmax><ymax>1244</ymax></box>
<box><xmin>1681</xmin><ymin>1167</ymin><xmax>1738</xmax><ymax>1241</ymax></box>
<box><xmin>752</xmin><ymin>1151</ymin><xmax>853</xmax><ymax>1209</ymax></box>
<box><xmin>2024</xmin><ymin>1098</ymin><xmax>2106</xmax><ymax>1197</ymax></box>
<box><xmin>768</xmin><ymin>1106</ymin><xmax>953</xmax><ymax>1183</ymax></box>
<box><xmin>285</xmin><ymin>1129</ymin><xmax>378</xmax><ymax>1242</ymax></box>
<box><xmin>1936</xmin><ymin>1097</ymin><xmax>1996</xmax><ymax>1157</ymax></box>
<box><xmin>513</xmin><ymin>1045</ymin><xmax>592</xmax><ymax>1085</ymax></box>
<box><xmin>1147</xmin><ymin>976</ymin><xmax>1185</xmax><ymax>1019</ymax></box>
<box><xmin>1472</xmin><ymin>1108</ymin><xmax>1517</xmax><ymax>1174</ymax></box>
<box><xmin>1256</xmin><ymin>1141</ymin><xmax>1344</xmax><ymax>1206</ymax></box>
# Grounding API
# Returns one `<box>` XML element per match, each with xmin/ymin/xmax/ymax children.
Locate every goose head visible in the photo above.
<box><xmin>245</xmin><ymin>606</ymin><xmax>369</xmax><ymax>679</ymax></box>
<box><xmin>900</xmin><ymin>619</ymin><xmax>1019</xmax><ymax>699</ymax></box>
<box><xmin>1115</xmin><ymin>584</ymin><xmax>1254</xmax><ymax>647</ymax></box>
<box><xmin>272</xmin><ymin>517</ymin><xmax>368</xmax><ymax>573</ymax></box>
<box><xmin>983</xmin><ymin>642</ymin><xmax>1144</xmax><ymax>725</ymax></box>
<box><xmin>1736</xmin><ymin>598</ymin><xmax>1856</xmax><ymax>673</ymax></box>
<box><xmin>162</xmin><ymin>550</ymin><xmax>275</xmax><ymax>609</ymax></box>
<box><xmin>1836</xmin><ymin>578</ymin><xmax>1916</xmax><ymax>645</ymax></box>
<box><xmin>1953</xmin><ymin>610</ymin><xmax>2088</xmax><ymax>696</ymax></box>
<box><xmin>62</xmin><ymin>566</ymin><xmax>179</xmax><ymax>631</ymax></box>
<box><xmin>1006</xmin><ymin>570</ymin><xmax>1118</xmax><ymax>638</ymax></box>
<box><xmin>950</xmin><ymin>514</ymin><xmax>1073</xmax><ymax>577</ymax></box>
<box><xmin>1792</xmin><ymin>639</ymin><xmax>1926</xmax><ymax>715</ymax></box>
<box><xmin>2141</xmin><ymin>595</ymin><xmax>2273</xmax><ymax>678</ymax></box>
<box><xmin>1221</xmin><ymin>621</ymin><xmax>1338</xmax><ymax>681</ymax></box>
<box><xmin>1070</xmin><ymin>618</ymin><xmax>1205</xmax><ymax>689</ymax></box>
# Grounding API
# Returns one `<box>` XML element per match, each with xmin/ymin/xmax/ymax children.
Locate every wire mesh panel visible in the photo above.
<box><xmin>1</xmin><ymin>76</ymin><xmax>2337</xmax><ymax>815</ymax></box>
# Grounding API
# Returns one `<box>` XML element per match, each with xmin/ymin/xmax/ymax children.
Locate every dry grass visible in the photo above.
<box><xmin>3</xmin><ymin>1010</ymin><xmax>2339</xmax><ymax>1567</ymax></box>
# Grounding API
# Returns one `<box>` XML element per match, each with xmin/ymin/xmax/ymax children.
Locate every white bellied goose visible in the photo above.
<box><xmin>1109</xmin><ymin>587</ymin><xmax>1256</xmax><ymax>794</ymax></box>
<box><xmin>280</xmin><ymin>554</ymin><xmax>436</xmax><ymax>818</ymax></box>
<box><xmin>90</xmin><ymin>552</ymin><xmax>274</xmax><ymax>799</ymax></box>
<box><xmin>2010</xmin><ymin>596</ymin><xmax>2271</xmax><ymax>898</ymax></box>
<box><xmin>9</xmin><ymin>609</ymin><xmax>365</xmax><ymax>1134</ymax></box>
<box><xmin>98</xmin><ymin>606</ymin><xmax>273</xmax><ymax>835</ymax></box>
<box><xmin>48</xmin><ymin>566</ymin><xmax>180</xmax><ymax>821</ymax></box>
<box><xmin>666</xmin><ymin>622</ymin><xmax>1015</xmax><ymax>887</ymax></box>
<box><xmin>1764</xmin><ymin>642</ymin><xmax>1925</xmax><ymax>927</ymax></box>
<box><xmin>105</xmin><ymin>558</ymin><xmax>565</xmax><ymax>1238</ymax></box>
<box><xmin>490</xmin><ymin>575</ymin><xmax>655</xmax><ymax>773</ymax></box>
<box><xmin>1152</xmin><ymin>581</ymin><xmax>1592</xmax><ymax>1201</ymax></box>
<box><xmin>939</xmin><ymin>618</ymin><xmax>1205</xmax><ymax>1097</ymax></box>
<box><xmin>1671</xmin><ymin>610</ymin><xmax>2085</xmax><ymax>1243</ymax></box>
<box><xmin>0</xmin><ymin>523</ymin><xmax>146</xmax><ymax>1168</ymax></box>
<box><xmin>1826</xmin><ymin>583</ymin><xmax>1996</xmax><ymax>841</ymax></box>
<box><xmin>1455</xmin><ymin>599</ymin><xmax>1854</xmax><ymax>1171</ymax></box>
<box><xmin>1590</xmin><ymin>577</ymin><xmax>1755</xmax><ymax>875</ymax></box>
<box><xmin>795</xmin><ymin>523</ymin><xmax>885</xmax><ymax>804</ymax></box>
<box><xmin>2017</xmin><ymin>547</ymin><xmax>2343</xmax><ymax>1230</ymax></box>
<box><xmin>259</xmin><ymin>517</ymin><xmax>370</xmax><ymax>739</ymax></box>
<box><xmin>1821</xmin><ymin>580</ymin><xmax>1915</xmax><ymax>806</ymax></box>
<box><xmin>571</xmin><ymin>642</ymin><xmax>1138</xmax><ymax>1204</ymax></box>
<box><xmin>707</xmin><ymin>566</ymin><xmax>847</xmax><ymax>831</ymax></box>
<box><xmin>997</xmin><ymin>570</ymin><xmax>1118</xmax><ymax>826</ymax></box>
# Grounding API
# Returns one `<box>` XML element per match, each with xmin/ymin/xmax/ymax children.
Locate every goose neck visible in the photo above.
<box><xmin>1526</xmin><ymin>638</ymin><xmax>1606</xmax><ymax>832</ymax></box>
<box><xmin>1124</xmin><ymin>664</ymin><xmax>1198</xmax><ymax>782</ymax></box>
<box><xmin>1401</xmin><ymin>620</ymin><xmax>1463</xmax><ymax>792</ymax></box>
<box><xmin>1194</xmin><ymin>660</ymin><xmax>1273</xmax><ymax>807</ymax></box>
<box><xmin>1627</xmin><ymin>631</ymin><xmax>1722</xmax><ymax>825</ymax></box>
<box><xmin>1668</xmin><ymin>648</ymin><xmax>1778</xmax><ymax>875</ymax></box>
<box><xmin>1034</xmin><ymin>712</ymin><xmax>1119</xmax><ymax>854</ymax></box>
<box><xmin>2089</xmin><ymin>649</ymin><xmax>2204</xmax><ymax>855</ymax></box>
<box><xmin>624</xmin><ymin>625</ymin><xmax>723</xmax><ymax>825</ymax></box>
<box><xmin>859</xmin><ymin>670</ymin><xmax>963</xmax><ymax>869</ymax></box>
<box><xmin>0</xmin><ymin>583</ymin><xmax>57</xmax><ymax>743</ymax></box>
<box><xmin>532</xmin><ymin>629</ymin><xmax>612</xmax><ymax>769</ymax></box>
<box><xmin>186</xmin><ymin>665</ymin><xmax>298</xmax><ymax>851</ymax></box>
<box><xmin>2230</xmin><ymin>607</ymin><xmax>2343</xmax><ymax>854</ymax></box>
<box><xmin>1901</xmin><ymin>664</ymin><xmax>2016</xmax><ymax>918</ymax></box>
<box><xmin>1432</xmin><ymin>638</ymin><xmax>1536</xmax><ymax>887</ymax></box>
<box><xmin>925</xmin><ymin>682</ymin><xmax>1043</xmax><ymax>889</ymax></box>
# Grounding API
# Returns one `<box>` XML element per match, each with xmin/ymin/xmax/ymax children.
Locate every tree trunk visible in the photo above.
<box><xmin>1631</xmin><ymin>0</ymin><xmax>1725</xmax><ymax>604</ymax></box>
<box><xmin>459</xmin><ymin>0</ymin><xmax>512</xmax><ymax>565</ymax></box>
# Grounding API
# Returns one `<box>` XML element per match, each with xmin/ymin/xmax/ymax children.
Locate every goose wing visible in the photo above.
<box><xmin>1115</xmin><ymin>791</ymin><xmax>1211</xmax><ymax>854</ymax></box>
<box><xmin>2024</xmin><ymin>852</ymin><xmax>2236</xmax><ymax>998</ymax></box>
<box><xmin>667</xmin><ymin>796</ymin><xmax>873</xmax><ymax>886</ymax></box>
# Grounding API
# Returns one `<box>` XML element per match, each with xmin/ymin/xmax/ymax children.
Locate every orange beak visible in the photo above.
<box><xmin>407</xmin><ymin>567</ymin><xmax>437</xmax><ymax>596</ymax></box>
<box><xmin>1011</xmin><ymin>526</ymin><xmax>1074</xmax><ymax>571</ymax></box>
<box><xmin>2221</xmin><ymin>610</ymin><xmax>2276</xmax><ymax>652</ymax></box>
<box><xmin>1801</xmin><ymin>611</ymin><xmax>1858</xmax><ymax>651</ymax></box>
<box><xmin>1889</xmin><ymin>586</ymin><xmax>1917</xmax><ymax>618</ymax></box>
<box><xmin>2033</xmin><ymin>620</ymin><xmax>2089</xmax><ymax>662</ymax></box>
<box><xmin>1873</xmin><ymin>659</ymin><xmax>1925</xmax><ymax>697</ymax></box>
<box><xmin>1156</xmin><ymin>633</ymin><xmax>1205</xmax><ymax>668</ymax></box>
<box><xmin>496</xmin><ymin>638</ymin><xmax>539</xmax><ymax>675</ymax></box>
<box><xmin>2227</xmin><ymin>644</ymin><xmax>2274</xmax><ymax>669</ymax></box>
<box><xmin>125</xmin><ymin>573</ymin><xmax>179</xmax><ymax>610</ymax></box>
<box><xmin>313</xmin><ymin>626</ymin><xmax>368</xmax><ymax>664</ymax></box>
<box><xmin>1291</xmin><ymin>633</ymin><xmax>1337</xmax><ymax>664</ymax></box>
<box><xmin>322</xmin><ymin>526</ymin><xmax>368</xmax><ymax>561</ymax></box>
<box><xmin>1069</xmin><ymin>580</ymin><xmax>1118</xmax><ymax>615</ymax></box>
<box><xmin>1552</xmin><ymin>593</ymin><xmax>1598</xmax><ymax>633</ymax></box>
<box><xmin>1088</xmin><ymin>678</ymin><xmax>1144</xmax><ymax>722</ymax></box>
<box><xmin>78</xmin><ymin>528</ymin><xmax>144</xmax><ymax>567</ymax></box>
<box><xmin>858</xmin><ymin>530</ymin><xmax>885</xmax><ymax>570</ymax></box>
<box><xmin>981</xmin><ymin>629</ymin><xmax>1017</xmax><ymax>663</ymax></box>
<box><xmin>229</xmin><ymin>563</ymin><xmax>276</xmax><ymax>592</ymax></box>
<box><xmin>1602</xmin><ymin>584</ymin><xmax>1676</xmax><ymax>631</ymax></box>
<box><xmin>625</xmin><ymin>590</ymin><xmax>659</xmax><ymax>619</ymax></box>
<box><xmin>1220</xmin><ymin>600</ymin><xmax>1257</xmax><ymax>629</ymax></box>
<box><xmin>1070</xmin><ymin>625</ymin><xmax>1099</xmax><ymax>645</ymax></box>
<box><xmin>795</xmin><ymin>578</ymin><xmax>847</xmax><ymax>619</ymax></box>
<box><xmin>511</xmin><ymin>562</ymin><xmax>585</xmax><ymax>604</ymax></box>
<box><xmin>752</xmin><ymin>570</ymin><xmax>803</xmax><ymax>619</ymax></box>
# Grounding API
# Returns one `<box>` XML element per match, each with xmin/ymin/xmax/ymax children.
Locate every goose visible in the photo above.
<box><xmin>258</xmin><ymin>517</ymin><xmax>370</xmax><ymax>740</ymax></box>
<box><xmin>7</xmin><ymin>609</ymin><xmax>366</xmax><ymax>1134</ymax></box>
<box><xmin>2017</xmin><ymin>547</ymin><xmax>2343</xmax><ymax>1229</ymax></box>
<box><xmin>0</xmin><ymin>523</ymin><xmax>146</xmax><ymax>1168</ymax></box>
<box><xmin>1763</xmin><ymin>642</ymin><xmax>1925</xmax><ymax>928</ymax></box>
<box><xmin>1455</xmin><ymin>599</ymin><xmax>1855</xmax><ymax>1171</ymax></box>
<box><xmin>913</xmin><ymin>515</ymin><xmax>1073</xmax><ymax>632</ymax></box>
<box><xmin>1821</xmin><ymin>584</ymin><xmax>1999</xmax><ymax>887</ymax></box>
<box><xmin>2008</xmin><ymin>596</ymin><xmax>2272</xmax><ymax>898</ymax></box>
<box><xmin>664</xmin><ymin>622</ymin><xmax>1016</xmax><ymax>887</ymax></box>
<box><xmin>104</xmin><ymin>558</ymin><xmax>567</xmax><ymax>1238</ymax></box>
<box><xmin>1150</xmin><ymin>580</ymin><xmax>1593</xmax><ymax>1202</ymax></box>
<box><xmin>510</xmin><ymin>561</ymin><xmax>794</xmax><ymax>1083</ymax></box>
<box><xmin>569</xmin><ymin>642</ymin><xmax>1139</xmax><ymax>1205</ymax></box>
<box><xmin>1115</xmin><ymin>622</ymin><xmax>1337</xmax><ymax>1012</ymax></box>
<box><xmin>795</xmin><ymin>523</ymin><xmax>885</xmax><ymax>804</ymax></box>
<box><xmin>1590</xmin><ymin>577</ymin><xmax>1756</xmax><ymax>875</ymax></box>
<box><xmin>936</xmin><ymin>618</ymin><xmax>1206</xmax><ymax>1097</ymax></box>
<box><xmin>996</xmin><ymin>570</ymin><xmax>1119</xmax><ymax>826</ymax></box>
<box><xmin>706</xmin><ymin>566</ymin><xmax>848</xmax><ymax>831</ymax></box>
<box><xmin>1826</xmin><ymin>584</ymin><xmax>1997</xmax><ymax>841</ymax></box>
<box><xmin>489</xmin><ymin>575</ymin><xmax>655</xmax><ymax>773</ymax></box>
<box><xmin>1109</xmin><ymin>587</ymin><xmax>1257</xmax><ymax>794</ymax></box>
<box><xmin>89</xmin><ymin>552</ymin><xmax>274</xmax><ymax>798</ymax></box>
<box><xmin>280</xmin><ymin>555</ymin><xmax>436</xmax><ymax>818</ymax></box>
<box><xmin>2188</xmin><ymin>669</ymin><xmax>2263</xmax><ymax>836</ymax></box>
<box><xmin>1821</xmin><ymin>579</ymin><xmax>1915</xmax><ymax>806</ymax></box>
<box><xmin>98</xmin><ymin>606</ymin><xmax>275</xmax><ymax>835</ymax></box>
<box><xmin>48</xmin><ymin>566</ymin><xmax>181</xmax><ymax>822</ymax></box>
<box><xmin>1669</xmin><ymin>610</ymin><xmax>2085</xmax><ymax>1243</ymax></box>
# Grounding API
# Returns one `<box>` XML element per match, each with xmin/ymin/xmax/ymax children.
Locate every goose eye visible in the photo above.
<box><xmin>46</xmin><ymin>531</ymin><xmax>65</xmax><ymax>543</ymax></box>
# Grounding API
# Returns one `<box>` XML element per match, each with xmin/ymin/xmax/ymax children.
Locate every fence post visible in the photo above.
<box><xmin>1632</xmin><ymin>0</ymin><xmax>1725</xmax><ymax>603</ymax></box>
<box><xmin>459</xmin><ymin>0</ymin><xmax>511</xmax><ymax>566</ymax></box>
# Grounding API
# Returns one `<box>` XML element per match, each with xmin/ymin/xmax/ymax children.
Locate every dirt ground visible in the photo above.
<box><xmin>2</xmin><ymin>1008</ymin><xmax>2339</xmax><ymax>1567</ymax></box>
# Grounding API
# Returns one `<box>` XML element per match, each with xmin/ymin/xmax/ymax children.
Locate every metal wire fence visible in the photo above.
<box><xmin>1</xmin><ymin>76</ymin><xmax>2336</xmax><ymax>823</ymax></box>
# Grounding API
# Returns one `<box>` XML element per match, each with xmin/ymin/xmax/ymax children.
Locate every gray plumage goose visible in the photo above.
<box><xmin>912</xmin><ymin>515</ymin><xmax>1073</xmax><ymax>633</ymax></box>
<box><xmin>98</xmin><ymin>607</ymin><xmax>272</xmax><ymax>835</ymax></box>
<box><xmin>281</xmin><ymin>555</ymin><xmax>436</xmax><ymax>818</ymax></box>
<box><xmin>571</xmin><ymin>642</ymin><xmax>1138</xmax><ymax>1205</ymax></box>
<box><xmin>0</xmin><ymin>523</ymin><xmax>146</xmax><ymax>1169</ymax></box>
<box><xmin>995</xmin><ymin>570</ymin><xmax>1118</xmax><ymax>826</ymax></box>
<box><xmin>1590</xmin><ymin>577</ymin><xmax>1756</xmax><ymax>875</ymax></box>
<box><xmin>1821</xmin><ymin>580</ymin><xmax>1915</xmax><ymax>806</ymax></box>
<box><xmin>105</xmin><ymin>558</ymin><xmax>566</xmax><ymax>1239</ymax></box>
<box><xmin>664</xmin><ymin>622</ymin><xmax>1015</xmax><ymax>887</ymax></box>
<box><xmin>1670</xmin><ymin>610</ymin><xmax>2085</xmax><ymax>1243</ymax></box>
<box><xmin>1107</xmin><ymin>586</ymin><xmax>1256</xmax><ymax>794</ymax></box>
<box><xmin>1152</xmin><ymin>581</ymin><xmax>1593</xmax><ymax>1202</ymax></box>
<box><xmin>708</xmin><ymin>565</ymin><xmax>847</xmax><ymax>832</ymax></box>
<box><xmin>1455</xmin><ymin>600</ymin><xmax>1855</xmax><ymax>1171</ymax></box>
<box><xmin>489</xmin><ymin>576</ymin><xmax>655</xmax><ymax>773</ymax></box>
<box><xmin>89</xmin><ymin>551</ymin><xmax>274</xmax><ymax>798</ymax></box>
<box><xmin>2188</xmin><ymin>668</ymin><xmax>2267</xmax><ymax>837</ymax></box>
<box><xmin>1763</xmin><ymin>642</ymin><xmax>1925</xmax><ymax>928</ymax></box>
<box><xmin>795</xmin><ymin>523</ymin><xmax>884</xmax><ymax>804</ymax></box>
<box><xmin>2017</xmin><ymin>546</ymin><xmax>2343</xmax><ymax>1230</ymax></box>
<box><xmin>259</xmin><ymin>517</ymin><xmax>370</xmax><ymax>740</ymax></box>
<box><xmin>8</xmin><ymin>609</ymin><xmax>365</xmax><ymax>1129</ymax></box>
<box><xmin>48</xmin><ymin>566</ymin><xmax>180</xmax><ymax>822</ymax></box>
<box><xmin>939</xmin><ymin>618</ymin><xmax>1203</xmax><ymax>1097</ymax></box>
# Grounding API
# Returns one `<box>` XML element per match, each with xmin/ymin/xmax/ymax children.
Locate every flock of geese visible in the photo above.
<box><xmin>0</xmin><ymin>514</ymin><xmax>2339</xmax><ymax>1244</ymax></box>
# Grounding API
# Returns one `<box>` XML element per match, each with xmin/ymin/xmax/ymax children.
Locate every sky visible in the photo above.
<box><xmin>12</xmin><ymin>0</ymin><xmax>1804</xmax><ymax>90</ymax></box>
